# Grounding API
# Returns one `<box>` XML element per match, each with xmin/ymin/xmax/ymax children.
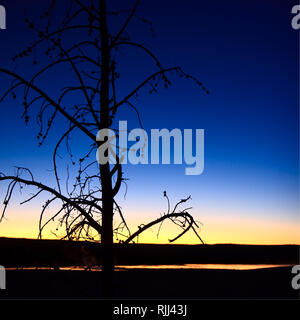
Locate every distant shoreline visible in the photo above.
<box><xmin>0</xmin><ymin>237</ymin><xmax>299</xmax><ymax>267</ymax></box>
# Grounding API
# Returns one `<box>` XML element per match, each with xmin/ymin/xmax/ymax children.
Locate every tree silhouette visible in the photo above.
<box><xmin>0</xmin><ymin>0</ymin><xmax>206</xmax><ymax>297</ymax></box>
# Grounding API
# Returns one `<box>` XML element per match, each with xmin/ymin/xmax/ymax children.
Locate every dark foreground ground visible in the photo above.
<box><xmin>0</xmin><ymin>238</ymin><xmax>299</xmax><ymax>299</ymax></box>
<box><xmin>0</xmin><ymin>267</ymin><xmax>299</xmax><ymax>300</ymax></box>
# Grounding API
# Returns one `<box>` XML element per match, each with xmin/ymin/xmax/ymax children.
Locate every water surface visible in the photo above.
<box><xmin>7</xmin><ymin>264</ymin><xmax>291</xmax><ymax>271</ymax></box>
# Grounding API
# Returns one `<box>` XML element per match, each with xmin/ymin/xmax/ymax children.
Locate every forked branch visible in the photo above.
<box><xmin>123</xmin><ymin>192</ymin><xmax>204</xmax><ymax>244</ymax></box>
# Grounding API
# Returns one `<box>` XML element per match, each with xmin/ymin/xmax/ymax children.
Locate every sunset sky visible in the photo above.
<box><xmin>0</xmin><ymin>0</ymin><xmax>299</xmax><ymax>245</ymax></box>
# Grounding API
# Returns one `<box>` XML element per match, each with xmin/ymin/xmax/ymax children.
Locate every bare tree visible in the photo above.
<box><xmin>0</xmin><ymin>0</ymin><xmax>206</xmax><ymax>297</ymax></box>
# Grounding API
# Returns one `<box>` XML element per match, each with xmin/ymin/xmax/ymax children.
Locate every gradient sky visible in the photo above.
<box><xmin>0</xmin><ymin>0</ymin><xmax>299</xmax><ymax>244</ymax></box>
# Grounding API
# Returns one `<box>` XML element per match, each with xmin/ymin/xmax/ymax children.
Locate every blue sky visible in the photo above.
<box><xmin>0</xmin><ymin>0</ymin><xmax>298</xmax><ymax>243</ymax></box>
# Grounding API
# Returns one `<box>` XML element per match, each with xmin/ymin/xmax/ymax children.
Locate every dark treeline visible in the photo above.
<box><xmin>0</xmin><ymin>237</ymin><xmax>298</xmax><ymax>267</ymax></box>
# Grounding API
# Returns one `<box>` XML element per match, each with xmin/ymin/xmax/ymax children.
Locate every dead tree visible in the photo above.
<box><xmin>0</xmin><ymin>0</ymin><xmax>207</xmax><ymax>297</ymax></box>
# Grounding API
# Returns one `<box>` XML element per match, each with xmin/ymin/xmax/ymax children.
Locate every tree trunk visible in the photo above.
<box><xmin>100</xmin><ymin>164</ymin><xmax>114</xmax><ymax>298</ymax></box>
<box><xmin>99</xmin><ymin>0</ymin><xmax>114</xmax><ymax>298</ymax></box>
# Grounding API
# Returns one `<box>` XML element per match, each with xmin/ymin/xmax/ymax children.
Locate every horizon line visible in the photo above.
<box><xmin>0</xmin><ymin>236</ymin><xmax>299</xmax><ymax>246</ymax></box>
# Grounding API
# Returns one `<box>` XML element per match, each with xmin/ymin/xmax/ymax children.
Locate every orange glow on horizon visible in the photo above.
<box><xmin>0</xmin><ymin>209</ymin><xmax>299</xmax><ymax>245</ymax></box>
